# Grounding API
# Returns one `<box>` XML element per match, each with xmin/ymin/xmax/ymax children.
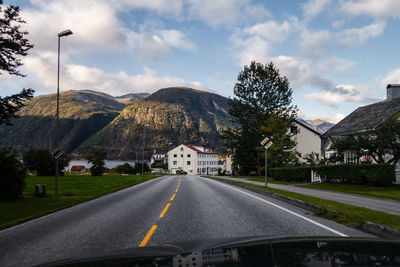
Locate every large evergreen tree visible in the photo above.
<box><xmin>223</xmin><ymin>61</ymin><xmax>298</xmax><ymax>175</ymax></box>
<box><xmin>0</xmin><ymin>1</ymin><xmax>34</xmax><ymax>125</ymax></box>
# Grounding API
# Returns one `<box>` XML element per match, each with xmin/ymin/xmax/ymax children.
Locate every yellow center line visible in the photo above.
<box><xmin>139</xmin><ymin>225</ymin><xmax>157</xmax><ymax>247</ymax></box>
<box><xmin>159</xmin><ymin>203</ymin><xmax>171</xmax><ymax>218</ymax></box>
<box><xmin>170</xmin><ymin>193</ymin><xmax>176</xmax><ymax>201</ymax></box>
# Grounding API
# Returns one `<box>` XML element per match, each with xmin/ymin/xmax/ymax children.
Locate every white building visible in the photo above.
<box><xmin>291</xmin><ymin>118</ymin><xmax>323</xmax><ymax>161</ymax></box>
<box><xmin>168</xmin><ymin>144</ymin><xmax>218</xmax><ymax>175</ymax></box>
<box><xmin>150</xmin><ymin>149</ymin><xmax>167</xmax><ymax>167</ymax></box>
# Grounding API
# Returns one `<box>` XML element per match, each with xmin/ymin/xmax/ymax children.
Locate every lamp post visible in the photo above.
<box><xmin>142</xmin><ymin>123</ymin><xmax>150</xmax><ymax>176</ymax></box>
<box><xmin>55</xmin><ymin>29</ymin><xmax>73</xmax><ymax>198</ymax></box>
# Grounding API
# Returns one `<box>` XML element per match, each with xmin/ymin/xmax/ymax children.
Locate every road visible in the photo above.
<box><xmin>0</xmin><ymin>175</ymin><xmax>373</xmax><ymax>266</ymax></box>
<box><xmin>220</xmin><ymin>177</ymin><xmax>400</xmax><ymax>216</ymax></box>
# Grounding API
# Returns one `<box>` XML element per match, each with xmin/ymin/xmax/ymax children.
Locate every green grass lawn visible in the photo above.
<box><xmin>0</xmin><ymin>173</ymin><xmax>161</xmax><ymax>230</ymax></box>
<box><xmin>210</xmin><ymin>177</ymin><xmax>400</xmax><ymax>231</ymax></box>
<box><xmin>298</xmin><ymin>183</ymin><xmax>400</xmax><ymax>201</ymax></box>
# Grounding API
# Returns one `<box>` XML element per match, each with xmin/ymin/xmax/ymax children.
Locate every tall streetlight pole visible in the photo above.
<box><xmin>142</xmin><ymin>123</ymin><xmax>149</xmax><ymax>176</ymax></box>
<box><xmin>55</xmin><ymin>29</ymin><xmax>73</xmax><ymax>198</ymax></box>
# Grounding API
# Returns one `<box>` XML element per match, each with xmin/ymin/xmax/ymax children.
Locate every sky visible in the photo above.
<box><xmin>2</xmin><ymin>0</ymin><xmax>400</xmax><ymax>123</ymax></box>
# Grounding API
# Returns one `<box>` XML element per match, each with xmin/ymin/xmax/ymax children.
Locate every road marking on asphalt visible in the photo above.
<box><xmin>216</xmin><ymin>181</ymin><xmax>348</xmax><ymax>237</ymax></box>
<box><xmin>139</xmin><ymin>224</ymin><xmax>158</xmax><ymax>247</ymax></box>
<box><xmin>139</xmin><ymin>177</ymin><xmax>181</xmax><ymax>246</ymax></box>
<box><xmin>159</xmin><ymin>203</ymin><xmax>171</xmax><ymax>218</ymax></box>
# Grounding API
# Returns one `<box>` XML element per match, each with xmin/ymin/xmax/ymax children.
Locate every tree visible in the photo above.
<box><xmin>116</xmin><ymin>163</ymin><xmax>134</xmax><ymax>174</ymax></box>
<box><xmin>132</xmin><ymin>162</ymin><xmax>150</xmax><ymax>174</ymax></box>
<box><xmin>23</xmin><ymin>149</ymin><xmax>70</xmax><ymax>176</ymax></box>
<box><xmin>222</xmin><ymin>61</ymin><xmax>298</xmax><ymax>175</ymax></box>
<box><xmin>0</xmin><ymin>148</ymin><xmax>26</xmax><ymax>199</ymax></box>
<box><xmin>86</xmin><ymin>151</ymin><xmax>107</xmax><ymax>176</ymax></box>
<box><xmin>0</xmin><ymin>2</ymin><xmax>34</xmax><ymax>125</ymax></box>
<box><xmin>302</xmin><ymin>152</ymin><xmax>321</xmax><ymax>166</ymax></box>
<box><xmin>331</xmin><ymin>118</ymin><xmax>400</xmax><ymax>164</ymax></box>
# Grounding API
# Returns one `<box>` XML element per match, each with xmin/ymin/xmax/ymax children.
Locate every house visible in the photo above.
<box><xmin>292</xmin><ymin>118</ymin><xmax>324</xmax><ymax>161</ymax></box>
<box><xmin>168</xmin><ymin>144</ymin><xmax>219</xmax><ymax>175</ymax></box>
<box><xmin>70</xmin><ymin>165</ymin><xmax>86</xmax><ymax>172</ymax></box>
<box><xmin>150</xmin><ymin>149</ymin><xmax>168</xmax><ymax>167</ymax></box>
<box><xmin>322</xmin><ymin>84</ymin><xmax>400</xmax><ymax>163</ymax></box>
<box><xmin>225</xmin><ymin>151</ymin><xmax>234</xmax><ymax>175</ymax></box>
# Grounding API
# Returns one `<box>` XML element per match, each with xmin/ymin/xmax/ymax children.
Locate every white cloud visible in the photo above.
<box><xmin>187</xmin><ymin>0</ymin><xmax>271</xmax><ymax>27</ymax></box>
<box><xmin>304</xmin><ymin>84</ymin><xmax>376</xmax><ymax>107</ymax></box>
<box><xmin>302</xmin><ymin>0</ymin><xmax>331</xmax><ymax>21</ymax></box>
<box><xmin>22</xmin><ymin>52</ymin><xmax>205</xmax><ymax>96</ymax></box>
<box><xmin>380</xmin><ymin>68</ymin><xmax>400</xmax><ymax>89</ymax></box>
<box><xmin>22</xmin><ymin>0</ymin><xmax>195</xmax><ymax>61</ymax></box>
<box><xmin>340</xmin><ymin>0</ymin><xmax>400</xmax><ymax>19</ymax></box>
<box><xmin>316</xmin><ymin>57</ymin><xmax>357</xmax><ymax>73</ymax></box>
<box><xmin>159</xmin><ymin>29</ymin><xmax>197</xmax><ymax>52</ymax></box>
<box><xmin>298</xmin><ymin>110</ymin><xmax>346</xmax><ymax>124</ymax></box>
<box><xmin>338</xmin><ymin>21</ymin><xmax>386</xmax><ymax>46</ymax></box>
<box><xmin>230</xmin><ymin>20</ymin><xmax>291</xmax><ymax>66</ymax></box>
<box><xmin>270</xmin><ymin>56</ymin><xmax>333</xmax><ymax>89</ymax></box>
<box><xmin>299</xmin><ymin>30</ymin><xmax>331</xmax><ymax>59</ymax></box>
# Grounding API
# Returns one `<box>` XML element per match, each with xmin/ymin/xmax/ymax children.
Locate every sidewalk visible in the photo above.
<box><xmin>218</xmin><ymin>177</ymin><xmax>400</xmax><ymax>216</ymax></box>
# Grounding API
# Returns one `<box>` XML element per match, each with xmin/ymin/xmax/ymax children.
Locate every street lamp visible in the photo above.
<box><xmin>54</xmin><ymin>29</ymin><xmax>73</xmax><ymax>198</ymax></box>
<box><xmin>142</xmin><ymin>123</ymin><xmax>149</xmax><ymax>176</ymax></box>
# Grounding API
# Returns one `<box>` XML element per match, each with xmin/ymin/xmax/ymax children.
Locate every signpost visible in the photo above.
<box><xmin>52</xmin><ymin>148</ymin><xmax>63</xmax><ymax>197</ymax></box>
<box><xmin>260</xmin><ymin>137</ymin><xmax>273</xmax><ymax>187</ymax></box>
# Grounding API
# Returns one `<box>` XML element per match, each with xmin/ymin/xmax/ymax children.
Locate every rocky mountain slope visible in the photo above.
<box><xmin>0</xmin><ymin>90</ymin><xmax>124</xmax><ymax>154</ymax></box>
<box><xmin>307</xmin><ymin>119</ymin><xmax>335</xmax><ymax>133</ymax></box>
<box><xmin>75</xmin><ymin>87</ymin><xmax>233</xmax><ymax>159</ymax></box>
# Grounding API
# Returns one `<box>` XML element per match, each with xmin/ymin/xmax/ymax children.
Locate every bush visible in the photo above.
<box><xmin>116</xmin><ymin>163</ymin><xmax>134</xmax><ymax>174</ymax></box>
<box><xmin>86</xmin><ymin>151</ymin><xmax>107</xmax><ymax>176</ymax></box>
<box><xmin>314</xmin><ymin>164</ymin><xmax>394</xmax><ymax>186</ymax></box>
<box><xmin>132</xmin><ymin>162</ymin><xmax>150</xmax><ymax>174</ymax></box>
<box><xmin>269</xmin><ymin>166</ymin><xmax>313</xmax><ymax>182</ymax></box>
<box><xmin>0</xmin><ymin>148</ymin><xmax>26</xmax><ymax>200</ymax></box>
<box><xmin>23</xmin><ymin>149</ymin><xmax>70</xmax><ymax>176</ymax></box>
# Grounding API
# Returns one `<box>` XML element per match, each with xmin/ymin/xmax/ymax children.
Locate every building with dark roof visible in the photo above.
<box><xmin>168</xmin><ymin>144</ymin><xmax>218</xmax><ymax>175</ymax></box>
<box><xmin>292</xmin><ymin>118</ymin><xmax>324</xmax><ymax>162</ymax></box>
<box><xmin>322</xmin><ymin>84</ymin><xmax>400</xmax><ymax>163</ymax></box>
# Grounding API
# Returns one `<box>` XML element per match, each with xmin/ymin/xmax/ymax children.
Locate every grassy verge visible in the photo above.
<box><xmin>208</xmin><ymin>177</ymin><xmax>400</xmax><ymax>231</ymax></box>
<box><xmin>247</xmin><ymin>177</ymin><xmax>307</xmax><ymax>185</ymax></box>
<box><xmin>297</xmin><ymin>183</ymin><xmax>400</xmax><ymax>201</ymax></box>
<box><xmin>0</xmin><ymin>173</ymin><xmax>161</xmax><ymax>230</ymax></box>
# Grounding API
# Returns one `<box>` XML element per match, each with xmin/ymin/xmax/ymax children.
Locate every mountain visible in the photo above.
<box><xmin>74</xmin><ymin>87</ymin><xmax>233</xmax><ymax>159</ymax></box>
<box><xmin>306</xmin><ymin>119</ymin><xmax>335</xmax><ymax>133</ymax></box>
<box><xmin>115</xmin><ymin>93</ymin><xmax>150</xmax><ymax>104</ymax></box>
<box><xmin>0</xmin><ymin>90</ymin><xmax>124</xmax><ymax>154</ymax></box>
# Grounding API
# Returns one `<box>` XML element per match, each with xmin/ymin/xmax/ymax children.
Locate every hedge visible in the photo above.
<box><xmin>313</xmin><ymin>164</ymin><xmax>395</xmax><ymax>186</ymax></box>
<box><xmin>269</xmin><ymin>164</ymin><xmax>395</xmax><ymax>186</ymax></box>
<box><xmin>269</xmin><ymin>166</ymin><xmax>313</xmax><ymax>182</ymax></box>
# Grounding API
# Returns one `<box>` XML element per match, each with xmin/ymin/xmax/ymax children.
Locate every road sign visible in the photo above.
<box><xmin>260</xmin><ymin>136</ymin><xmax>273</xmax><ymax>150</ymax></box>
<box><xmin>52</xmin><ymin>148</ymin><xmax>63</xmax><ymax>159</ymax></box>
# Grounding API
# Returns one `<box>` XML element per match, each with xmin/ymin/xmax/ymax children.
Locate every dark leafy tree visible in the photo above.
<box><xmin>0</xmin><ymin>148</ymin><xmax>26</xmax><ymax>199</ymax></box>
<box><xmin>86</xmin><ymin>151</ymin><xmax>107</xmax><ymax>176</ymax></box>
<box><xmin>116</xmin><ymin>163</ymin><xmax>134</xmax><ymax>174</ymax></box>
<box><xmin>330</xmin><ymin>118</ymin><xmax>400</xmax><ymax>164</ymax></box>
<box><xmin>222</xmin><ymin>61</ymin><xmax>298</xmax><ymax>175</ymax></box>
<box><xmin>132</xmin><ymin>162</ymin><xmax>150</xmax><ymax>174</ymax></box>
<box><xmin>23</xmin><ymin>149</ymin><xmax>70</xmax><ymax>176</ymax></box>
<box><xmin>0</xmin><ymin>2</ymin><xmax>35</xmax><ymax>125</ymax></box>
<box><xmin>302</xmin><ymin>152</ymin><xmax>321</xmax><ymax>166</ymax></box>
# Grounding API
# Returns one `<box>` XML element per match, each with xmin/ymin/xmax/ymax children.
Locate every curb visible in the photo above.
<box><xmin>204</xmin><ymin>176</ymin><xmax>400</xmax><ymax>240</ymax></box>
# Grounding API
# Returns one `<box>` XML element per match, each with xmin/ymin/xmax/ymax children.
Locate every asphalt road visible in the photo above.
<box><xmin>220</xmin><ymin>177</ymin><xmax>400</xmax><ymax>216</ymax></box>
<box><xmin>0</xmin><ymin>175</ymin><xmax>373</xmax><ymax>266</ymax></box>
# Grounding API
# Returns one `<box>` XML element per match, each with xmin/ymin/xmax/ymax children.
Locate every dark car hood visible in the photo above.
<box><xmin>36</xmin><ymin>236</ymin><xmax>400</xmax><ymax>267</ymax></box>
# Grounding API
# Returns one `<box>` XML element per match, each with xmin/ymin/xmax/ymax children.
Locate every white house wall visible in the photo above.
<box><xmin>293</xmin><ymin>122</ymin><xmax>322</xmax><ymax>160</ymax></box>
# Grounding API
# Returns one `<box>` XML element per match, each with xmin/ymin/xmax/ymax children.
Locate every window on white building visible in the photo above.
<box><xmin>174</xmin><ymin>154</ymin><xmax>177</xmax><ymax>158</ymax></box>
<box><xmin>181</xmin><ymin>154</ymin><xmax>183</xmax><ymax>157</ymax></box>
<box><xmin>345</xmin><ymin>151</ymin><xmax>358</xmax><ymax>164</ymax></box>
<box><xmin>187</xmin><ymin>161</ymin><xmax>191</xmax><ymax>165</ymax></box>
<box><xmin>180</xmin><ymin>147</ymin><xmax>183</xmax><ymax>151</ymax></box>
<box><xmin>187</xmin><ymin>154</ymin><xmax>191</xmax><ymax>158</ymax></box>
<box><xmin>173</xmin><ymin>161</ymin><xmax>177</xmax><ymax>165</ymax></box>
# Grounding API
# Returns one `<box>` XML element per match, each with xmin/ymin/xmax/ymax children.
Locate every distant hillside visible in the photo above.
<box><xmin>115</xmin><ymin>93</ymin><xmax>150</xmax><ymax>104</ymax></box>
<box><xmin>307</xmin><ymin>119</ymin><xmax>335</xmax><ymax>133</ymax></box>
<box><xmin>75</xmin><ymin>87</ymin><xmax>233</xmax><ymax>159</ymax></box>
<box><xmin>0</xmin><ymin>90</ymin><xmax>124</xmax><ymax>154</ymax></box>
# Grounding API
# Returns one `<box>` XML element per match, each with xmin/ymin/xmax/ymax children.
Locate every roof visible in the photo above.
<box><xmin>295</xmin><ymin>118</ymin><xmax>324</xmax><ymax>135</ymax></box>
<box><xmin>322</xmin><ymin>97</ymin><xmax>400</xmax><ymax>138</ymax></box>
<box><xmin>184</xmin><ymin>144</ymin><xmax>218</xmax><ymax>154</ymax></box>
